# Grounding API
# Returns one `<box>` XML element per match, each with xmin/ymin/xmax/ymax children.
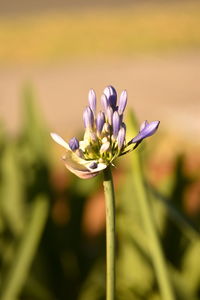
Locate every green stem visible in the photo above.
<box><xmin>103</xmin><ymin>165</ymin><xmax>115</xmax><ymax>300</ymax></box>
<box><xmin>132</xmin><ymin>154</ymin><xmax>175</xmax><ymax>300</ymax></box>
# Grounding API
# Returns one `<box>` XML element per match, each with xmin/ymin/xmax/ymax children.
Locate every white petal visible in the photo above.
<box><xmin>50</xmin><ymin>133</ymin><xmax>70</xmax><ymax>150</ymax></box>
<box><xmin>63</xmin><ymin>152</ymin><xmax>107</xmax><ymax>179</ymax></box>
<box><xmin>51</xmin><ymin>132</ymin><xmax>108</xmax><ymax>179</ymax></box>
<box><xmin>67</xmin><ymin>168</ymin><xmax>99</xmax><ymax>179</ymax></box>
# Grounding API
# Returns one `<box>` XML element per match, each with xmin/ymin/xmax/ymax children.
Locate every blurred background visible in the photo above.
<box><xmin>0</xmin><ymin>0</ymin><xmax>200</xmax><ymax>299</ymax></box>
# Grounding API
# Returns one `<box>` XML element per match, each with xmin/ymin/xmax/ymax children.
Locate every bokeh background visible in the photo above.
<box><xmin>0</xmin><ymin>0</ymin><xmax>200</xmax><ymax>299</ymax></box>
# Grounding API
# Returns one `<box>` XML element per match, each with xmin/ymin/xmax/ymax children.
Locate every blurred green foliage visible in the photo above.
<box><xmin>0</xmin><ymin>87</ymin><xmax>200</xmax><ymax>299</ymax></box>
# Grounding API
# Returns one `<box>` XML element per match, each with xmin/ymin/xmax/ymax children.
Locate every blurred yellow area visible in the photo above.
<box><xmin>0</xmin><ymin>1</ymin><xmax>200</xmax><ymax>64</ymax></box>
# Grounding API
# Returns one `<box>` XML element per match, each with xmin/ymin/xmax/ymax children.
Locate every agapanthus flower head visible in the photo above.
<box><xmin>51</xmin><ymin>86</ymin><xmax>160</xmax><ymax>179</ymax></box>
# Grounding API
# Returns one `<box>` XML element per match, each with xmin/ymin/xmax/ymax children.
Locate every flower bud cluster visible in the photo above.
<box><xmin>51</xmin><ymin>86</ymin><xmax>160</xmax><ymax>178</ymax></box>
<box><xmin>71</xmin><ymin>86</ymin><xmax>127</xmax><ymax>164</ymax></box>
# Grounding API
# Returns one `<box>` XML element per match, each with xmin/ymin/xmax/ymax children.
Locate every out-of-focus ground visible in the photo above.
<box><xmin>0</xmin><ymin>53</ymin><xmax>200</xmax><ymax>141</ymax></box>
<box><xmin>0</xmin><ymin>0</ymin><xmax>199</xmax><ymax>143</ymax></box>
<box><xmin>0</xmin><ymin>0</ymin><xmax>144</xmax><ymax>15</ymax></box>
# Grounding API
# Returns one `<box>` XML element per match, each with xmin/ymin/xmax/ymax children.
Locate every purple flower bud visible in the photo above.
<box><xmin>140</xmin><ymin>120</ymin><xmax>148</xmax><ymax>132</ymax></box>
<box><xmin>89</xmin><ymin>162</ymin><xmax>98</xmax><ymax>169</ymax></box>
<box><xmin>106</xmin><ymin>106</ymin><xmax>113</xmax><ymax>125</ymax></box>
<box><xmin>101</xmin><ymin>94</ymin><xmax>108</xmax><ymax>112</ymax></box>
<box><xmin>118</xmin><ymin>90</ymin><xmax>127</xmax><ymax>115</ymax></box>
<box><xmin>69</xmin><ymin>137</ymin><xmax>79</xmax><ymax>151</ymax></box>
<box><xmin>112</xmin><ymin>111</ymin><xmax>121</xmax><ymax>138</ymax></box>
<box><xmin>88</xmin><ymin>89</ymin><xmax>96</xmax><ymax>114</ymax></box>
<box><xmin>83</xmin><ymin>106</ymin><xmax>94</xmax><ymax>129</ymax></box>
<box><xmin>117</xmin><ymin>126</ymin><xmax>126</xmax><ymax>149</ymax></box>
<box><xmin>96</xmin><ymin>111</ymin><xmax>105</xmax><ymax>133</ymax></box>
<box><xmin>104</xmin><ymin>86</ymin><xmax>117</xmax><ymax>109</ymax></box>
<box><xmin>130</xmin><ymin>120</ymin><xmax>160</xmax><ymax>144</ymax></box>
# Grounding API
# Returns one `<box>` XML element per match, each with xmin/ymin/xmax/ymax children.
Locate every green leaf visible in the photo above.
<box><xmin>0</xmin><ymin>196</ymin><xmax>49</xmax><ymax>300</ymax></box>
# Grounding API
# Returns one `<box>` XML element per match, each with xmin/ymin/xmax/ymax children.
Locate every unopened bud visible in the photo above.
<box><xmin>69</xmin><ymin>137</ymin><xmax>79</xmax><ymax>151</ymax></box>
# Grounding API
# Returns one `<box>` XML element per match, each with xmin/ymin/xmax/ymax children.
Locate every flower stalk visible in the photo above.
<box><xmin>103</xmin><ymin>165</ymin><xmax>115</xmax><ymax>300</ymax></box>
<box><xmin>51</xmin><ymin>86</ymin><xmax>160</xmax><ymax>299</ymax></box>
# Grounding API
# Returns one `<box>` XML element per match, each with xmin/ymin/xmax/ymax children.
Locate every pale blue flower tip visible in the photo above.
<box><xmin>131</xmin><ymin>120</ymin><xmax>160</xmax><ymax>144</ymax></box>
<box><xmin>104</xmin><ymin>85</ymin><xmax>117</xmax><ymax>108</ymax></box>
<box><xmin>89</xmin><ymin>162</ymin><xmax>98</xmax><ymax>169</ymax></box>
<box><xmin>69</xmin><ymin>137</ymin><xmax>79</xmax><ymax>151</ymax></box>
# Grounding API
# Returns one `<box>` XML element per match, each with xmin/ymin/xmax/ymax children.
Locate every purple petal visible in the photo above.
<box><xmin>106</xmin><ymin>106</ymin><xmax>113</xmax><ymax>125</ymax></box>
<box><xmin>112</xmin><ymin>111</ymin><xmax>121</xmax><ymax>138</ymax></box>
<box><xmin>117</xmin><ymin>126</ymin><xmax>126</xmax><ymax>149</ymax></box>
<box><xmin>96</xmin><ymin>111</ymin><xmax>105</xmax><ymax>133</ymax></box>
<box><xmin>140</xmin><ymin>120</ymin><xmax>148</xmax><ymax>132</ymax></box>
<box><xmin>69</xmin><ymin>137</ymin><xmax>79</xmax><ymax>151</ymax></box>
<box><xmin>130</xmin><ymin>120</ymin><xmax>160</xmax><ymax>144</ymax></box>
<box><xmin>101</xmin><ymin>94</ymin><xmax>109</xmax><ymax>112</ymax></box>
<box><xmin>83</xmin><ymin>106</ymin><xmax>94</xmax><ymax>129</ymax></box>
<box><xmin>88</xmin><ymin>89</ymin><xmax>96</xmax><ymax>114</ymax></box>
<box><xmin>104</xmin><ymin>86</ymin><xmax>117</xmax><ymax>109</ymax></box>
<box><xmin>118</xmin><ymin>90</ymin><xmax>127</xmax><ymax>115</ymax></box>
